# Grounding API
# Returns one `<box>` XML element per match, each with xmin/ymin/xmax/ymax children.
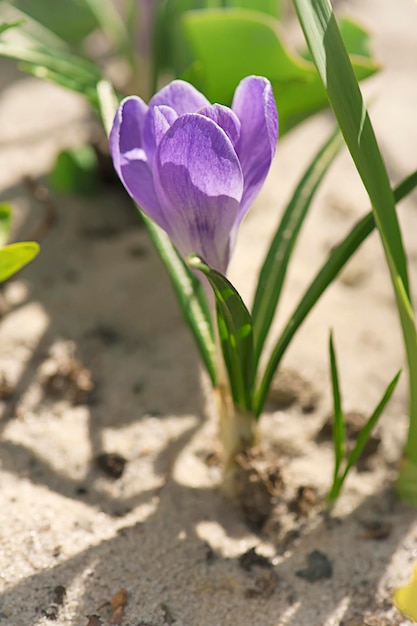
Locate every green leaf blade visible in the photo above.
<box><xmin>342</xmin><ymin>370</ymin><xmax>401</xmax><ymax>485</ymax></box>
<box><xmin>0</xmin><ymin>241</ymin><xmax>39</xmax><ymax>282</ymax></box>
<box><xmin>252</xmin><ymin>127</ymin><xmax>343</xmax><ymax>368</ymax></box>
<box><xmin>292</xmin><ymin>0</ymin><xmax>417</xmax><ymax>476</ymax></box>
<box><xmin>329</xmin><ymin>332</ymin><xmax>345</xmax><ymax>481</ymax></box>
<box><xmin>188</xmin><ymin>254</ymin><xmax>254</xmax><ymax>410</ymax></box>
<box><xmin>292</xmin><ymin>0</ymin><xmax>409</xmax><ymax>297</ymax></box>
<box><xmin>254</xmin><ymin>171</ymin><xmax>417</xmax><ymax>418</ymax></box>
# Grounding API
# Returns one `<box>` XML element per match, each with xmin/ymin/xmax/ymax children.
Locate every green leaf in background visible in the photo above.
<box><xmin>154</xmin><ymin>0</ymin><xmax>281</xmax><ymax>87</ymax></box>
<box><xmin>82</xmin><ymin>0</ymin><xmax>131</xmax><ymax>57</ymax></box>
<box><xmin>188</xmin><ymin>254</ymin><xmax>254</xmax><ymax>411</ymax></box>
<box><xmin>0</xmin><ymin>2</ymin><xmax>69</xmax><ymax>50</ymax></box>
<box><xmin>224</xmin><ymin>0</ymin><xmax>280</xmax><ymax>17</ymax></box>
<box><xmin>0</xmin><ymin>18</ymin><xmax>22</xmax><ymax>35</ymax></box>
<box><xmin>0</xmin><ymin>203</ymin><xmax>12</xmax><ymax>247</ymax></box>
<box><xmin>0</xmin><ymin>3</ymin><xmax>102</xmax><ymax>106</ymax></box>
<box><xmin>0</xmin><ymin>241</ymin><xmax>39</xmax><ymax>282</ymax></box>
<box><xmin>252</xmin><ymin>127</ymin><xmax>344</xmax><ymax>369</ymax></box>
<box><xmin>181</xmin><ymin>8</ymin><xmax>379</xmax><ymax>134</ymax></box>
<box><xmin>9</xmin><ymin>0</ymin><xmax>98</xmax><ymax>45</ymax></box>
<box><xmin>49</xmin><ymin>145</ymin><xmax>100</xmax><ymax>196</ymax></box>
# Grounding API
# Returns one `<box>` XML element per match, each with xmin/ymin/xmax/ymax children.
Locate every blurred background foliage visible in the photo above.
<box><xmin>0</xmin><ymin>0</ymin><xmax>380</xmax><ymax>194</ymax></box>
<box><xmin>1</xmin><ymin>0</ymin><xmax>379</xmax><ymax>132</ymax></box>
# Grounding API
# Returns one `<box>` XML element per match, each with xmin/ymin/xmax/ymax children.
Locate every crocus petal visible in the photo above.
<box><xmin>148</xmin><ymin>79</ymin><xmax>210</xmax><ymax>116</ymax></box>
<box><xmin>153</xmin><ymin>113</ymin><xmax>243</xmax><ymax>272</ymax></box>
<box><xmin>142</xmin><ymin>105</ymin><xmax>178</xmax><ymax>166</ymax></box>
<box><xmin>232</xmin><ymin>76</ymin><xmax>278</xmax><ymax>222</ymax></box>
<box><xmin>198</xmin><ymin>104</ymin><xmax>241</xmax><ymax>148</ymax></box>
<box><xmin>110</xmin><ymin>97</ymin><xmax>168</xmax><ymax>230</ymax></box>
<box><xmin>110</xmin><ymin>96</ymin><xmax>148</xmax><ymax>177</ymax></box>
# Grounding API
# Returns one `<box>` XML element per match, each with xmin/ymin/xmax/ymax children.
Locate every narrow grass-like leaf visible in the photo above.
<box><xmin>0</xmin><ymin>2</ymin><xmax>73</xmax><ymax>50</ymax></box>
<box><xmin>82</xmin><ymin>0</ymin><xmax>129</xmax><ymax>52</ymax></box>
<box><xmin>329</xmin><ymin>332</ymin><xmax>345</xmax><ymax>485</ymax></box>
<box><xmin>342</xmin><ymin>370</ymin><xmax>401</xmax><ymax>483</ymax></box>
<box><xmin>0</xmin><ymin>19</ymin><xmax>22</xmax><ymax>35</ymax></box>
<box><xmin>0</xmin><ymin>41</ymin><xmax>101</xmax><ymax>81</ymax></box>
<box><xmin>97</xmin><ymin>79</ymin><xmax>119</xmax><ymax>136</ymax></box>
<box><xmin>292</xmin><ymin>0</ymin><xmax>409</xmax><ymax>295</ymax></box>
<box><xmin>5</xmin><ymin>0</ymin><xmax>97</xmax><ymax>44</ymax></box>
<box><xmin>0</xmin><ymin>242</ymin><xmax>39</xmax><ymax>282</ymax></box>
<box><xmin>328</xmin><ymin>369</ymin><xmax>401</xmax><ymax>504</ymax></box>
<box><xmin>252</xmin><ymin>127</ymin><xmax>343</xmax><ymax>368</ymax></box>
<box><xmin>253</xmin><ymin>171</ymin><xmax>417</xmax><ymax>417</ymax></box>
<box><xmin>188</xmin><ymin>254</ymin><xmax>254</xmax><ymax>410</ymax></box>
<box><xmin>0</xmin><ymin>25</ymin><xmax>102</xmax><ymax>106</ymax></box>
<box><xmin>292</xmin><ymin>0</ymin><xmax>417</xmax><ymax>484</ymax></box>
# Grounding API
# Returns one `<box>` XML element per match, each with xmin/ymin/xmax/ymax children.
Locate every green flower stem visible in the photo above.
<box><xmin>213</xmin><ymin>316</ymin><xmax>257</xmax><ymax>475</ymax></box>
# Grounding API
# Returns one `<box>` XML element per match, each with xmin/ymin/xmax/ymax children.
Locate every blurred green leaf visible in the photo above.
<box><xmin>0</xmin><ymin>38</ymin><xmax>102</xmax><ymax>104</ymax></box>
<box><xmin>0</xmin><ymin>203</ymin><xmax>12</xmax><ymax>247</ymax></box>
<box><xmin>0</xmin><ymin>241</ymin><xmax>39</xmax><ymax>282</ymax></box>
<box><xmin>0</xmin><ymin>3</ymin><xmax>72</xmax><ymax>51</ymax></box>
<box><xmin>0</xmin><ymin>3</ymin><xmax>102</xmax><ymax>105</ymax></box>
<box><xmin>49</xmin><ymin>145</ymin><xmax>100</xmax><ymax>196</ymax></box>
<box><xmin>82</xmin><ymin>0</ymin><xmax>130</xmax><ymax>55</ymax></box>
<box><xmin>0</xmin><ymin>18</ymin><xmax>22</xmax><ymax>34</ymax></box>
<box><xmin>182</xmin><ymin>8</ymin><xmax>379</xmax><ymax>134</ymax></box>
<box><xmin>225</xmin><ymin>0</ymin><xmax>280</xmax><ymax>17</ymax></box>
<box><xmin>188</xmin><ymin>254</ymin><xmax>254</xmax><ymax>410</ymax></box>
<box><xmin>10</xmin><ymin>0</ymin><xmax>98</xmax><ymax>45</ymax></box>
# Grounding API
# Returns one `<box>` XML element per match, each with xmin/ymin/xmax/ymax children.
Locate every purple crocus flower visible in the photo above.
<box><xmin>110</xmin><ymin>76</ymin><xmax>278</xmax><ymax>274</ymax></box>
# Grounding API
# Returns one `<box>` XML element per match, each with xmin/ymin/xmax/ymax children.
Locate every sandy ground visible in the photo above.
<box><xmin>1</xmin><ymin>0</ymin><xmax>417</xmax><ymax>624</ymax></box>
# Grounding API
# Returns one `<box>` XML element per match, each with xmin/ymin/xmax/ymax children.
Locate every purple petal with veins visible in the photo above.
<box><xmin>153</xmin><ymin>114</ymin><xmax>243</xmax><ymax>273</ymax></box>
<box><xmin>198</xmin><ymin>104</ymin><xmax>241</xmax><ymax>148</ymax></box>
<box><xmin>148</xmin><ymin>80</ymin><xmax>210</xmax><ymax>115</ymax></box>
<box><xmin>143</xmin><ymin>105</ymin><xmax>178</xmax><ymax>165</ymax></box>
<box><xmin>110</xmin><ymin>77</ymin><xmax>278</xmax><ymax>276</ymax></box>
<box><xmin>232</xmin><ymin>76</ymin><xmax>278</xmax><ymax>224</ymax></box>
